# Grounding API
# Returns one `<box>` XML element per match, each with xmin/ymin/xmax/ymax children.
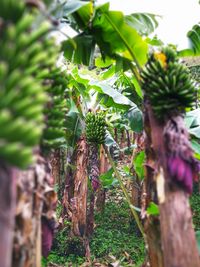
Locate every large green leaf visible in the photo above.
<box><xmin>99</xmin><ymin>168</ymin><xmax>118</xmax><ymax>189</ymax></box>
<box><xmin>186</xmin><ymin>24</ymin><xmax>200</xmax><ymax>55</ymax></box>
<box><xmin>95</xmin><ymin>56</ymin><xmax>114</xmax><ymax>68</ymax></box>
<box><xmin>189</xmin><ymin>126</ymin><xmax>200</xmax><ymax>139</ymax></box>
<box><xmin>69</xmin><ymin>67</ymin><xmax>90</xmax><ymax>99</ymax></box>
<box><xmin>191</xmin><ymin>139</ymin><xmax>200</xmax><ymax>155</ymax></box>
<box><xmin>71</xmin><ymin>2</ymin><xmax>93</xmax><ymax>30</ymax></box>
<box><xmin>178</xmin><ymin>48</ymin><xmax>194</xmax><ymax>57</ymax></box>
<box><xmin>145</xmin><ymin>36</ymin><xmax>164</xmax><ymax>47</ymax></box>
<box><xmin>62</xmin><ymin>34</ymin><xmax>95</xmax><ymax>65</ymax></box>
<box><xmin>125</xmin><ymin>13</ymin><xmax>160</xmax><ymax>36</ymax></box>
<box><xmin>146</xmin><ymin>202</ymin><xmax>159</xmax><ymax>216</ymax></box>
<box><xmin>92</xmin><ymin>8</ymin><xmax>148</xmax><ymax>66</ymax></box>
<box><xmin>105</xmin><ymin>130</ymin><xmax>120</xmax><ymax>160</ymax></box>
<box><xmin>185</xmin><ymin>109</ymin><xmax>200</xmax><ymax>138</ymax></box>
<box><xmin>65</xmin><ymin>100</ymin><xmax>82</xmax><ymax>147</ymax></box>
<box><xmin>63</xmin><ymin>0</ymin><xmax>90</xmax><ymax>17</ymax></box>
<box><xmin>131</xmin><ymin>76</ymin><xmax>143</xmax><ymax>99</ymax></box>
<box><xmin>53</xmin><ymin>0</ymin><xmax>90</xmax><ymax>19</ymax></box>
<box><xmin>125</xmin><ymin>106</ymin><xmax>143</xmax><ymax>133</ymax></box>
<box><xmin>61</xmin><ymin>3</ymin><xmax>148</xmax><ymax>67</ymax></box>
<box><xmin>133</xmin><ymin>151</ymin><xmax>145</xmax><ymax>180</ymax></box>
<box><xmin>90</xmin><ymin>81</ymin><xmax>136</xmax><ymax>110</ymax></box>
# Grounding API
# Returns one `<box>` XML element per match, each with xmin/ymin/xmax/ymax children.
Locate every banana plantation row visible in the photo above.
<box><xmin>0</xmin><ymin>0</ymin><xmax>200</xmax><ymax>267</ymax></box>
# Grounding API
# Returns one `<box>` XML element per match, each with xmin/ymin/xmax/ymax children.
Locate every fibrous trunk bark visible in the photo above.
<box><xmin>126</xmin><ymin>130</ymin><xmax>131</xmax><ymax>148</ymax></box>
<box><xmin>71</xmin><ymin>136</ymin><xmax>88</xmax><ymax>237</ymax></box>
<box><xmin>159</xmin><ymin>188</ymin><xmax>200</xmax><ymax>267</ymax></box>
<box><xmin>131</xmin><ymin>177</ymin><xmax>140</xmax><ymax>208</ymax></box>
<box><xmin>12</xmin><ymin>155</ymin><xmax>56</xmax><ymax>267</ymax></box>
<box><xmin>146</xmin><ymin>102</ymin><xmax>200</xmax><ymax>267</ymax></box>
<box><xmin>50</xmin><ymin>148</ymin><xmax>60</xmax><ymax>185</ymax></box>
<box><xmin>0</xmin><ymin>163</ymin><xmax>17</xmax><ymax>267</ymax></box>
<box><xmin>62</xmin><ymin>149</ymin><xmax>75</xmax><ymax>220</ymax></box>
<box><xmin>120</xmin><ymin>130</ymin><xmax>126</xmax><ymax>149</ymax></box>
<box><xmin>143</xmin><ymin>105</ymin><xmax>164</xmax><ymax>267</ymax></box>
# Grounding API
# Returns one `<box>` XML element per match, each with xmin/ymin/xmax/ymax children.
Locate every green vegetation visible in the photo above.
<box><xmin>43</xmin><ymin>199</ymin><xmax>145</xmax><ymax>266</ymax></box>
<box><xmin>41</xmin><ymin>189</ymin><xmax>200</xmax><ymax>267</ymax></box>
<box><xmin>91</xmin><ymin>202</ymin><xmax>145</xmax><ymax>264</ymax></box>
<box><xmin>191</xmin><ymin>192</ymin><xmax>200</xmax><ymax>231</ymax></box>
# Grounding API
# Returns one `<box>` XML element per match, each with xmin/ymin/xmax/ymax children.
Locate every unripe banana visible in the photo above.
<box><xmin>15</xmin><ymin>14</ymin><xmax>34</xmax><ymax>35</ymax></box>
<box><xmin>0</xmin><ymin>3</ymin><xmax>67</xmax><ymax>166</ymax></box>
<box><xmin>141</xmin><ymin>46</ymin><xmax>196</xmax><ymax>120</ymax></box>
<box><xmin>85</xmin><ymin>111</ymin><xmax>106</xmax><ymax>144</ymax></box>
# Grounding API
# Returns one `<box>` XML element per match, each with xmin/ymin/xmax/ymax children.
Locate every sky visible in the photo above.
<box><xmin>97</xmin><ymin>0</ymin><xmax>200</xmax><ymax>49</ymax></box>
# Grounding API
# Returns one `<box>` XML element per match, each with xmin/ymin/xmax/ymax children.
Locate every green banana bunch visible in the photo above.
<box><xmin>0</xmin><ymin>0</ymin><xmax>25</xmax><ymax>23</ymax></box>
<box><xmin>86</xmin><ymin>111</ymin><xmax>107</xmax><ymax>144</ymax></box>
<box><xmin>141</xmin><ymin>47</ymin><xmax>196</xmax><ymax>120</ymax></box>
<box><xmin>0</xmin><ymin>3</ymin><xmax>59</xmax><ymax>168</ymax></box>
<box><xmin>42</xmin><ymin>70</ymin><xmax>68</xmax><ymax>149</ymax></box>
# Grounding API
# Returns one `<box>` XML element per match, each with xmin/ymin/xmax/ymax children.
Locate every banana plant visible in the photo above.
<box><xmin>0</xmin><ymin>1</ymin><xmax>64</xmax><ymax>266</ymax></box>
<box><xmin>60</xmin><ymin>2</ymin><xmax>149</xmax><ymax>72</ymax></box>
<box><xmin>0</xmin><ymin>1</ymin><xmax>62</xmax><ymax>168</ymax></box>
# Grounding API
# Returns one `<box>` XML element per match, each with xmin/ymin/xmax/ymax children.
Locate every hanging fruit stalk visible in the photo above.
<box><xmin>141</xmin><ymin>47</ymin><xmax>200</xmax><ymax>267</ymax></box>
<box><xmin>86</xmin><ymin>142</ymin><xmax>99</xmax><ymax>237</ymax></box>
<box><xmin>142</xmin><ymin>109</ymin><xmax>164</xmax><ymax>267</ymax></box>
<box><xmin>96</xmin><ymin>145</ymin><xmax>110</xmax><ymax>212</ymax></box>
<box><xmin>85</xmin><ymin>111</ymin><xmax>106</xmax><ymax>236</ymax></box>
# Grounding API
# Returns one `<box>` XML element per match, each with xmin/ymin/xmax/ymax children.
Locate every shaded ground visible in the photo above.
<box><xmin>42</xmin><ymin>186</ymin><xmax>200</xmax><ymax>267</ymax></box>
<box><xmin>43</xmin><ymin>189</ymin><xmax>145</xmax><ymax>267</ymax></box>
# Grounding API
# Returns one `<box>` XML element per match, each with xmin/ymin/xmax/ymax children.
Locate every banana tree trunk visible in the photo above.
<box><xmin>126</xmin><ymin>130</ymin><xmax>131</xmax><ymax>148</ymax></box>
<box><xmin>142</xmin><ymin>106</ymin><xmax>164</xmax><ymax>267</ymax></box>
<box><xmin>146</xmin><ymin>102</ymin><xmax>200</xmax><ymax>267</ymax></box>
<box><xmin>62</xmin><ymin>149</ymin><xmax>75</xmax><ymax>220</ymax></box>
<box><xmin>71</xmin><ymin>136</ymin><xmax>88</xmax><ymax>236</ymax></box>
<box><xmin>114</xmin><ymin>128</ymin><xmax>118</xmax><ymax>143</ymax></box>
<box><xmin>159</xmin><ymin>188</ymin><xmax>199</xmax><ymax>267</ymax></box>
<box><xmin>0</xmin><ymin>163</ymin><xmax>17</xmax><ymax>267</ymax></box>
<box><xmin>50</xmin><ymin>148</ymin><xmax>60</xmax><ymax>186</ymax></box>
<box><xmin>12</xmin><ymin>155</ymin><xmax>53</xmax><ymax>267</ymax></box>
<box><xmin>120</xmin><ymin>130</ymin><xmax>126</xmax><ymax>149</ymax></box>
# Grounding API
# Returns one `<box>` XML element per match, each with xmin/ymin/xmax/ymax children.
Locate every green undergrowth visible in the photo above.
<box><xmin>190</xmin><ymin>191</ymin><xmax>200</xmax><ymax>231</ymax></box>
<box><xmin>90</xmin><ymin>202</ymin><xmax>145</xmax><ymax>263</ymax></box>
<box><xmin>42</xmin><ymin>189</ymin><xmax>200</xmax><ymax>267</ymax></box>
<box><xmin>43</xmin><ymin>201</ymin><xmax>145</xmax><ymax>266</ymax></box>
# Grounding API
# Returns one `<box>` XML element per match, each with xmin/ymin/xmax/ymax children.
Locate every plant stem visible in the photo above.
<box><xmin>104</xmin><ymin>145</ymin><xmax>145</xmax><ymax>238</ymax></box>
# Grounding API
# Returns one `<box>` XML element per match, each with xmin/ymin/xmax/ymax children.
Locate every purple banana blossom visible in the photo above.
<box><xmin>168</xmin><ymin>156</ymin><xmax>193</xmax><ymax>194</ymax></box>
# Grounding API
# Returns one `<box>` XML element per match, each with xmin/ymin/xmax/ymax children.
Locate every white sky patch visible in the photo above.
<box><xmin>97</xmin><ymin>0</ymin><xmax>200</xmax><ymax>49</ymax></box>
